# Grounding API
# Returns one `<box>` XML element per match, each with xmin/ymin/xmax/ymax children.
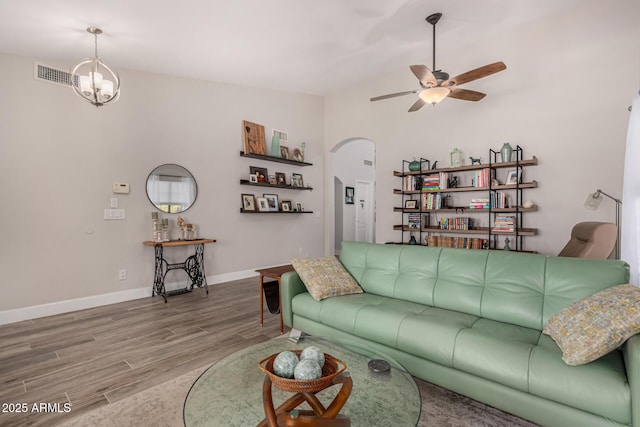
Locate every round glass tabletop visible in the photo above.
<box><xmin>183</xmin><ymin>336</ymin><xmax>421</xmax><ymax>426</ymax></box>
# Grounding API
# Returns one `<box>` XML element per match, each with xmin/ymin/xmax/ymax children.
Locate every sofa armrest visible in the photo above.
<box><xmin>280</xmin><ymin>271</ymin><xmax>307</xmax><ymax>328</ymax></box>
<box><xmin>623</xmin><ymin>334</ymin><xmax>640</xmax><ymax>427</ymax></box>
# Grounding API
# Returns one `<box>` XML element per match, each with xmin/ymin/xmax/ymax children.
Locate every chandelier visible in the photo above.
<box><xmin>70</xmin><ymin>27</ymin><xmax>120</xmax><ymax>107</ymax></box>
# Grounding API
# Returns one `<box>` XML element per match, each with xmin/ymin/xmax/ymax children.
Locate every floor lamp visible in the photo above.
<box><xmin>584</xmin><ymin>189</ymin><xmax>622</xmax><ymax>259</ymax></box>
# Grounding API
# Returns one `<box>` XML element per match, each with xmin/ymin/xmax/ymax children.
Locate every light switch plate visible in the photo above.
<box><xmin>110</xmin><ymin>198</ymin><xmax>118</xmax><ymax>208</ymax></box>
<box><xmin>112</xmin><ymin>182</ymin><xmax>130</xmax><ymax>194</ymax></box>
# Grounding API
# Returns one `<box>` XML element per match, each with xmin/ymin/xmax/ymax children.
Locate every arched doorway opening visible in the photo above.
<box><xmin>329</xmin><ymin>138</ymin><xmax>376</xmax><ymax>255</ymax></box>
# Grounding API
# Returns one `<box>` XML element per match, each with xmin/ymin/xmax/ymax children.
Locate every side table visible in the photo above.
<box><xmin>143</xmin><ymin>239</ymin><xmax>216</xmax><ymax>302</ymax></box>
<box><xmin>256</xmin><ymin>265</ymin><xmax>295</xmax><ymax>334</ymax></box>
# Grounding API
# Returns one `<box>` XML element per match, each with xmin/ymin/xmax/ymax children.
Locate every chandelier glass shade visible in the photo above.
<box><xmin>419</xmin><ymin>87</ymin><xmax>450</xmax><ymax>105</ymax></box>
<box><xmin>70</xmin><ymin>27</ymin><xmax>120</xmax><ymax>107</ymax></box>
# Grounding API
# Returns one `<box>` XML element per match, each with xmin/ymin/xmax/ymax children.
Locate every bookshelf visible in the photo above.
<box><xmin>393</xmin><ymin>146</ymin><xmax>538</xmax><ymax>251</ymax></box>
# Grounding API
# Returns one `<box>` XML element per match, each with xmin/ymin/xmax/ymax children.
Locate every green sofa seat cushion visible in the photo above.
<box><xmin>397</xmin><ymin>307</ymin><xmax>479</xmax><ymax>367</ymax></box>
<box><xmin>453</xmin><ymin>318</ymin><xmax>541</xmax><ymax>392</ymax></box>
<box><xmin>530</xmin><ymin>334</ymin><xmax>631</xmax><ymax>424</ymax></box>
<box><xmin>293</xmin><ymin>292</ymin><xmax>389</xmax><ymax>333</ymax></box>
<box><xmin>352</xmin><ymin>299</ymin><xmax>429</xmax><ymax>349</ymax></box>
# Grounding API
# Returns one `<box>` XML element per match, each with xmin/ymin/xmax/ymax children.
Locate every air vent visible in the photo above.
<box><xmin>272</xmin><ymin>129</ymin><xmax>288</xmax><ymax>144</ymax></box>
<box><xmin>34</xmin><ymin>62</ymin><xmax>77</xmax><ymax>87</ymax></box>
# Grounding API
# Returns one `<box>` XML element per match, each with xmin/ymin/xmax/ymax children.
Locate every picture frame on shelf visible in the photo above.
<box><xmin>292</xmin><ymin>173</ymin><xmax>304</xmax><ymax>188</ymax></box>
<box><xmin>276</xmin><ymin>172</ymin><xmax>286</xmax><ymax>186</ymax></box>
<box><xmin>242</xmin><ymin>120</ymin><xmax>266</xmax><ymax>155</ymax></box>
<box><xmin>256</xmin><ymin>197</ymin><xmax>269</xmax><ymax>212</ymax></box>
<box><xmin>296</xmin><ymin>202</ymin><xmax>303</xmax><ymax>212</ymax></box>
<box><xmin>249</xmin><ymin>174</ymin><xmax>258</xmax><ymax>184</ymax></box>
<box><xmin>292</xmin><ymin>148</ymin><xmax>304</xmax><ymax>162</ymax></box>
<box><xmin>404</xmin><ymin>200</ymin><xmax>417</xmax><ymax>209</ymax></box>
<box><xmin>506</xmin><ymin>169</ymin><xmax>522</xmax><ymax>185</ymax></box>
<box><xmin>280</xmin><ymin>146</ymin><xmax>290</xmax><ymax>160</ymax></box>
<box><xmin>268</xmin><ymin>175</ymin><xmax>277</xmax><ymax>185</ymax></box>
<box><xmin>345</xmin><ymin>187</ymin><xmax>354</xmax><ymax>204</ymax></box>
<box><xmin>250</xmin><ymin>166</ymin><xmax>268</xmax><ymax>183</ymax></box>
<box><xmin>281</xmin><ymin>200</ymin><xmax>292</xmax><ymax>212</ymax></box>
<box><xmin>241</xmin><ymin>194</ymin><xmax>256</xmax><ymax>211</ymax></box>
<box><xmin>263</xmin><ymin>193</ymin><xmax>279</xmax><ymax>211</ymax></box>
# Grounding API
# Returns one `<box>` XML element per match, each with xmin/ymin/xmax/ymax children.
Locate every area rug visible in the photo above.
<box><xmin>59</xmin><ymin>365</ymin><xmax>538</xmax><ymax>427</ymax></box>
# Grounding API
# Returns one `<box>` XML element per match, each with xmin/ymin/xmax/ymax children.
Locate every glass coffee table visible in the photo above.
<box><xmin>184</xmin><ymin>336</ymin><xmax>421</xmax><ymax>426</ymax></box>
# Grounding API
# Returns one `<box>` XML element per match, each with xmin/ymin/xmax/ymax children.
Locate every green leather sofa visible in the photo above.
<box><xmin>281</xmin><ymin>241</ymin><xmax>636</xmax><ymax>427</ymax></box>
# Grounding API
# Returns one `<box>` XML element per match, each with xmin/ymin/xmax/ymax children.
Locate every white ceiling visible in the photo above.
<box><xmin>0</xmin><ymin>0</ymin><xmax>587</xmax><ymax>96</ymax></box>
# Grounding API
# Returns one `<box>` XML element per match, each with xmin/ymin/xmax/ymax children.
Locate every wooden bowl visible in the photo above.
<box><xmin>258</xmin><ymin>350</ymin><xmax>347</xmax><ymax>393</ymax></box>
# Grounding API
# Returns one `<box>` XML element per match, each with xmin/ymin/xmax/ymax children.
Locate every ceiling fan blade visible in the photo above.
<box><xmin>448</xmin><ymin>87</ymin><xmax>486</xmax><ymax>101</ymax></box>
<box><xmin>444</xmin><ymin>61</ymin><xmax>506</xmax><ymax>86</ymax></box>
<box><xmin>408</xmin><ymin>98</ymin><xmax>426</xmax><ymax>112</ymax></box>
<box><xmin>370</xmin><ymin>90</ymin><xmax>418</xmax><ymax>102</ymax></box>
<box><xmin>409</xmin><ymin>65</ymin><xmax>436</xmax><ymax>87</ymax></box>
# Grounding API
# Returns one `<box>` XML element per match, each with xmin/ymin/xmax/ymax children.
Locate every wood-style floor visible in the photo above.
<box><xmin>0</xmin><ymin>277</ymin><xmax>285</xmax><ymax>427</ymax></box>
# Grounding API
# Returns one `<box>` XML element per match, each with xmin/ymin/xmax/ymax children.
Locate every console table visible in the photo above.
<box><xmin>143</xmin><ymin>239</ymin><xmax>216</xmax><ymax>302</ymax></box>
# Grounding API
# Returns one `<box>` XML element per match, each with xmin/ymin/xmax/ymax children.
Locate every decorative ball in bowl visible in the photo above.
<box><xmin>258</xmin><ymin>347</ymin><xmax>346</xmax><ymax>393</ymax></box>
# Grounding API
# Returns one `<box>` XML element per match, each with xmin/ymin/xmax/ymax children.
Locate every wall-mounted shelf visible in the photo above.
<box><xmin>393</xmin><ymin>225</ymin><xmax>537</xmax><ymax>236</ymax></box>
<box><xmin>394</xmin><ymin>181</ymin><xmax>538</xmax><ymax>195</ymax></box>
<box><xmin>240</xmin><ymin>179</ymin><xmax>313</xmax><ymax>191</ymax></box>
<box><xmin>240</xmin><ymin>209</ymin><xmax>313</xmax><ymax>214</ymax></box>
<box><xmin>240</xmin><ymin>151</ymin><xmax>313</xmax><ymax>166</ymax></box>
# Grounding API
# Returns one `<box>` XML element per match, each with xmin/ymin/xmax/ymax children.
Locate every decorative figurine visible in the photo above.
<box><xmin>448</xmin><ymin>176</ymin><xmax>459</xmax><ymax>188</ymax></box>
<box><xmin>177</xmin><ymin>216</ymin><xmax>196</xmax><ymax>240</ymax></box>
<box><xmin>503</xmin><ymin>238</ymin><xmax>512</xmax><ymax>251</ymax></box>
<box><xmin>469</xmin><ymin>157</ymin><xmax>482</xmax><ymax>165</ymax></box>
<box><xmin>431</xmin><ymin>160</ymin><xmax>438</xmax><ymax>169</ymax></box>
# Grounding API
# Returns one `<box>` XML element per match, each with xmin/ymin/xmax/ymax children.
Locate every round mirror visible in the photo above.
<box><xmin>146</xmin><ymin>164</ymin><xmax>198</xmax><ymax>213</ymax></box>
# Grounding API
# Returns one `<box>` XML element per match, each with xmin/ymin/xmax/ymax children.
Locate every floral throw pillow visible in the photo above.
<box><xmin>291</xmin><ymin>257</ymin><xmax>363</xmax><ymax>301</ymax></box>
<box><xmin>543</xmin><ymin>284</ymin><xmax>640</xmax><ymax>365</ymax></box>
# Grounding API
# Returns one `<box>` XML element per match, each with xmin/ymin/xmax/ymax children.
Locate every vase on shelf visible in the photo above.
<box><xmin>270</xmin><ymin>134</ymin><xmax>281</xmax><ymax>158</ymax></box>
<box><xmin>500</xmin><ymin>143</ymin><xmax>513</xmax><ymax>163</ymax></box>
<box><xmin>408</xmin><ymin>158</ymin><xmax>421</xmax><ymax>171</ymax></box>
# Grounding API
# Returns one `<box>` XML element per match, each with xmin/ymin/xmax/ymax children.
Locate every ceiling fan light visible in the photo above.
<box><xmin>419</xmin><ymin>87</ymin><xmax>450</xmax><ymax>105</ymax></box>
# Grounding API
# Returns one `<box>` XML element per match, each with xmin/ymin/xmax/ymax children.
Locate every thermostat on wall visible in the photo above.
<box><xmin>112</xmin><ymin>182</ymin><xmax>130</xmax><ymax>194</ymax></box>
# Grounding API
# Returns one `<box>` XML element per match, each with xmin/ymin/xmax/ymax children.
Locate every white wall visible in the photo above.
<box><xmin>0</xmin><ymin>53</ymin><xmax>324</xmax><ymax>314</ymax></box>
<box><xmin>324</xmin><ymin>1</ymin><xmax>640</xmax><ymax>256</ymax></box>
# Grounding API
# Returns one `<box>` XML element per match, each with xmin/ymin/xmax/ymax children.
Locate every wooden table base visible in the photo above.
<box><xmin>258</xmin><ymin>373</ymin><xmax>352</xmax><ymax>427</ymax></box>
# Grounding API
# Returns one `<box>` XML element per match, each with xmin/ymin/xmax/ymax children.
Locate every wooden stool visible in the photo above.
<box><xmin>258</xmin><ymin>372</ymin><xmax>352</xmax><ymax>427</ymax></box>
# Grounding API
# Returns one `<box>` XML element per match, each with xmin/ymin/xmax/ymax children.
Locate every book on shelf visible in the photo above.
<box><xmin>490</xmin><ymin>192</ymin><xmax>510</xmax><ymax>209</ymax></box>
<box><xmin>469</xmin><ymin>198</ymin><xmax>490</xmax><ymax>210</ymax></box>
<box><xmin>422</xmin><ymin>192</ymin><xmax>444</xmax><ymax>210</ymax></box>
<box><xmin>407</xmin><ymin>213</ymin><xmax>421</xmax><ymax>228</ymax></box>
<box><xmin>438</xmin><ymin>217</ymin><xmax>473</xmax><ymax>231</ymax></box>
<box><xmin>425</xmin><ymin>235</ymin><xmax>488</xmax><ymax>250</ymax></box>
<box><xmin>471</xmin><ymin>168</ymin><xmax>491</xmax><ymax>188</ymax></box>
<box><xmin>492</xmin><ymin>215</ymin><xmax>515</xmax><ymax>232</ymax></box>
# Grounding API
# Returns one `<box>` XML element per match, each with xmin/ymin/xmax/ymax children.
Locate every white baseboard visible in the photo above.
<box><xmin>0</xmin><ymin>267</ymin><xmax>269</xmax><ymax>326</ymax></box>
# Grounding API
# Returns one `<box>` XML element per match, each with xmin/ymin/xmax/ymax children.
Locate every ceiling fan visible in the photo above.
<box><xmin>370</xmin><ymin>13</ymin><xmax>506</xmax><ymax>112</ymax></box>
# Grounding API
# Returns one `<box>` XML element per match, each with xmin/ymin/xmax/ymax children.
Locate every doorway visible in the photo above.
<box><xmin>330</xmin><ymin>138</ymin><xmax>376</xmax><ymax>254</ymax></box>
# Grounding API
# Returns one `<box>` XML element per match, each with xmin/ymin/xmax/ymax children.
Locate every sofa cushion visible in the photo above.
<box><xmin>339</xmin><ymin>242</ymin><xmax>442</xmax><ymax>305</ymax></box>
<box><xmin>529</xmin><ymin>334</ymin><xmax>631</xmax><ymax>424</ymax></box>
<box><xmin>482</xmin><ymin>251</ymin><xmax>546</xmax><ymax>330</ymax></box>
<box><xmin>352</xmin><ymin>299</ymin><xmax>428</xmax><ymax>349</ymax></box>
<box><xmin>397</xmin><ymin>307</ymin><xmax>479</xmax><ymax>367</ymax></box>
<box><xmin>291</xmin><ymin>257</ymin><xmax>363</xmax><ymax>301</ymax></box>
<box><xmin>317</xmin><ymin>293</ymin><xmax>389</xmax><ymax>333</ymax></box>
<box><xmin>543</xmin><ymin>283</ymin><xmax>640</xmax><ymax>365</ymax></box>
<box><xmin>452</xmin><ymin>318</ymin><xmax>540</xmax><ymax>392</ymax></box>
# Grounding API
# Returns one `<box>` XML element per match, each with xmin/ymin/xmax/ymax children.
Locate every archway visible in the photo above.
<box><xmin>328</xmin><ymin>138</ymin><xmax>376</xmax><ymax>255</ymax></box>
